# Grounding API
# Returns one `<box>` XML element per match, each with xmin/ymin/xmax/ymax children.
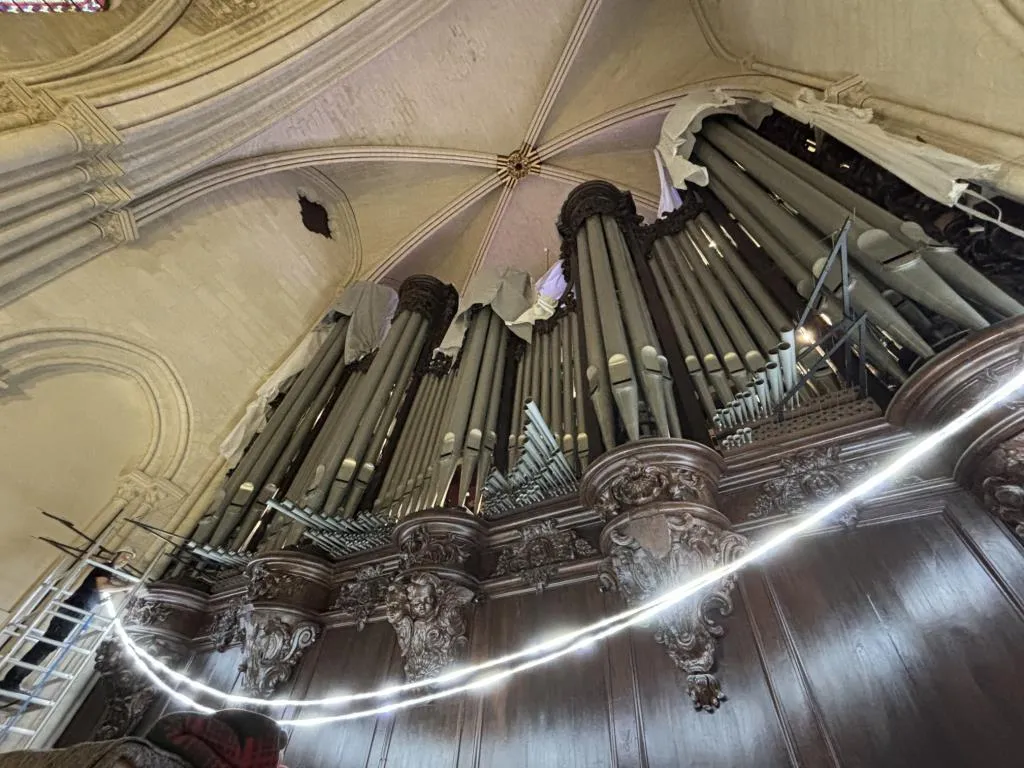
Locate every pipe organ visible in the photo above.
<box><xmin>175</xmin><ymin>115</ymin><xmax>1024</xmax><ymax>571</ymax></box>
<box><xmin>48</xmin><ymin>111</ymin><xmax>1024</xmax><ymax>768</ymax></box>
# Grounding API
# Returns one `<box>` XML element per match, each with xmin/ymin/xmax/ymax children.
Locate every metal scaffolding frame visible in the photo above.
<box><xmin>0</xmin><ymin>513</ymin><xmax>153</xmax><ymax>752</ymax></box>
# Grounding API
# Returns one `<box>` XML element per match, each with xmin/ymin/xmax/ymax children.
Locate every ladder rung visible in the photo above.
<box><xmin>1</xmin><ymin>660</ymin><xmax>73</xmax><ymax>680</ymax></box>
<box><xmin>0</xmin><ymin>723</ymin><xmax>36</xmax><ymax>737</ymax></box>
<box><xmin>0</xmin><ymin>689</ymin><xmax>54</xmax><ymax>708</ymax></box>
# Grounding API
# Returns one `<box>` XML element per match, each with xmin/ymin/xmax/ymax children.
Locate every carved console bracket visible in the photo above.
<box><xmin>234</xmin><ymin>552</ymin><xmax>331</xmax><ymax>696</ymax></box>
<box><xmin>386</xmin><ymin>509</ymin><xmax>483</xmax><ymax>681</ymax></box>
<box><xmin>93</xmin><ymin>636</ymin><xmax>185</xmax><ymax>741</ymax></box>
<box><xmin>581</xmin><ymin>439</ymin><xmax>748</xmax><ymax>711</ymax></box>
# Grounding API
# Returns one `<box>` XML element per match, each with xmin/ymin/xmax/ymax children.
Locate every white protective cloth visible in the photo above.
<box><xmin>437</xmin><ymin>262</ymin><xmax>572</xmax><ymax>357</ymax></box>
<box><xmin>218</xmin><ymin>281</ymin><xmax>398</xmax><ymax>467</ymax></box>
<box><xmin>656</xmin><ymin>87</ymin><xmax>1002</xmax><ymax>207</ymax></box>
<box><xmin>507</xmin><ymin>260</ymin><xmax>567</xmax><ymax>340</ymax></box>
<box><xmin>655</xmin><ymin>88</ymin><xmax>771</xmax><ymax>190</ymax></box>
<box><xmin>438</xmin><ymin>266</ymin><xmax>536</xmax><ymax>357</ymax></box>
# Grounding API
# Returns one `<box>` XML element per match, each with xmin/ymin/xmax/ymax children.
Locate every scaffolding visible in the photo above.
<box><xmin>0</xmin><ymin>512</ymin><xmax>154</xmax><ymax>753</ymax></box>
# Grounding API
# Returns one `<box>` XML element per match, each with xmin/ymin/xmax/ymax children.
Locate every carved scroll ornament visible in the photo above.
<box><xmin>594</xmin><ymin>459</ymin><xmax>712</xmax><ymax>520</ymax></box>
<box><xmin>979</xmin><ymin>437</ymin><xmax>1024</xmax><ymax>540</ymax></box>
<box><xmin>94</xmin><ymin>637</ymin><xmax>184</xmax><ymax>740</ymax></box>
<box><xmin>750</xmin><ymin>445</ymin><xmax>874</xmax><ymax>519</ymax></box>
<box><xmin>238</xmin><ymin>613</ymin><xmax>321</xmax><ymax>697</ymax></box>
<box><xmin>385</xmin><ymin>572</ymin><xmax>474</xmax><ymax>682</ymax></box>
<box><xmin>600</xmin><ymin>511</ymin><xmax>748</xmax><ymax>711</ymax></box>
<box><xmin>330</xmin><ymin>564</ymin><xmax>390</xmax><ymax>630</ymax></box>
<box><xmin>493</xmin><ymin>520</ymin><xmax>596</xmax><ymax>592</ymax></box>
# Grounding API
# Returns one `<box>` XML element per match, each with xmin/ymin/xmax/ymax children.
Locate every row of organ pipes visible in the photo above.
<box><xmin>178</xmin><ymin>113</ymin><xmax>1024</xmax><ymax>568</ymax></box>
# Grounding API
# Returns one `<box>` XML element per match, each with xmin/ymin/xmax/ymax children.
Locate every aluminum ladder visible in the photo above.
<box><xmin>0</xmin><ymin>514</ymin><xmax>153</xmax><ymax>752</ymax></box>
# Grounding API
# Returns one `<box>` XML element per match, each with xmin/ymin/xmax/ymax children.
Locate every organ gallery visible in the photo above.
<box><xmin>10</xmin><ymin>110</ymin><xmax>1019</xmax><ymax>767</ymax></box>
<box><xmin>2</xmin><ymin>5</ymin><xmax>1024</xmax><ymax>765</ymax></box>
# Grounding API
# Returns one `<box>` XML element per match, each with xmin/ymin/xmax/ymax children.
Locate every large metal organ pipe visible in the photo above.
<box><xmin>557</xmin><ymin>185</ymin><xmax>686</xmax><ymax>451</ymax></box>
<box><xmin>193</xmin><ymin>285</ymin><xmax>381</xmax><ymax>551</ymax></box>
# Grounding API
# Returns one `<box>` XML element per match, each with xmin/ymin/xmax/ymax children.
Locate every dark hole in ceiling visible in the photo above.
<box><xmin>298</xmin><ymin>195</ymin><xmax>332</xmax><ymax>239</ymax></box>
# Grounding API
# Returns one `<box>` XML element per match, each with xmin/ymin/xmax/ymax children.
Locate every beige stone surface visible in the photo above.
<box><xmin>0</xmin><ymin>371</ymin><xmax>150</xmax><ymax>618</ymax></box>
<box><xmin>0</xmin><ymin>0</ymin><xmax>155</xmax><ymax>68</ymax></box>
<box><xmin>0</xmin><ymin>173</ymin><xmax>352</xmax><ymax>613</ymax></box>
<box><xmin>699</xmin><ymin>0</ymin><xmax>1024</xmax><ymax>137</ymax></box>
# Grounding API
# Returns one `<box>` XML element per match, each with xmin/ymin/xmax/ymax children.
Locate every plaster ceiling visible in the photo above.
<box><xmin>213</xmin><ymin>0</ymin><xmax>735</xmax><ymax>292</ymax></box>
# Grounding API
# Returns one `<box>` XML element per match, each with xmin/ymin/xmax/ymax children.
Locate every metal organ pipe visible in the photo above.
<box><xmin>574</xmin><ymin>229</ymin><xmax>617</xmax><ymax>450</ymax></box>
<box><xmin>667</xmin><ymin>233</ymin><xmax>749</xmax><ymax>390</ymax></box>
<box><xmin>694</xmin><ymin>139</ymin><xmax>934</xmax><ymax>361</ymax></box>
<box><xmin>701</xmin><ymin>121</ymin><xmax>989</xmax><ymax>332</ymax></box>
<box><xmin>720</xmin><ymin>119</ymin><xmax>1024</xmax><ymax>319</ymax></box>
<box><xmin>602</xmin><ymin>215</ymin><xmax>677</xmax><ymax>438</ymax></box>
<box><xmin>585</xmin><ymin>215</ymin><xmax>642</xmax><ymax>442</ymax></box>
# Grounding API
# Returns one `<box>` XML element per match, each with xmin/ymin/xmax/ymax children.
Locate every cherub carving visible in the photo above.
<box><xmin>385</xmin><ymin>572</ymin><xmax>474</xmax><ymax>681</ymax></box>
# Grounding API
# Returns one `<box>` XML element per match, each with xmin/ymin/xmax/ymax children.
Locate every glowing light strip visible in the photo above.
<box><xmin>117</xmin><ymin>364</ymin><xmax>1024</xmax><ymax>724</ymax></box>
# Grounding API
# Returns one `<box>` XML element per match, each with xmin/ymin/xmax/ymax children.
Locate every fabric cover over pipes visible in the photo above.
<box><xmin>218</xmin><ymin>281</ymin><xmax>398</xmax><ymax>467</ymax></box>
<box><xmin>658</xmin><ymin>87</ymin><xmax>1001</xmax><ymax>206</ymax></box>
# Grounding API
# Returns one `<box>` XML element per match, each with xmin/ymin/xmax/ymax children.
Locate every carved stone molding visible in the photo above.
<box><xmin>385</xmin><ymin>571</ymin><xmax>475</xmax><ymax>681</ymax></box>
<box><xmin>93</xmin><ymin>636</ymin><xmax>185</xmax><ymax>741</ymax></box>
<box><xmin>599</xmin><ymin>505</ymin><xmax>748</xmax><ymax>711</ymax></box>
<box><xmin>181</xmin><ymin>0</ymin><xmax>264</xmax><ymax>37</ymax></box>
<box><xmin>0</xmin><ymin>79</ymin><xmax>57</xmax><ymax>124</ymax></box>
<box><xmin>238</xmin><ymin>610</ymin><xmax>321</xmax><ymax>698</ymax></box>
<box><xmin>329</xmin><ymin>564</ymin><xmax>390</xmax><ymax>630</ymax></box>
<box><xmin>580</xmin><ymin>439</ymin><xmax>725</xmax><ymax>521</ymax></box>
<box><xmin>53</xmin><ymin>97</ymin><xmax>122</xmax><ymax>155</ymax></box>
<box><xmin>749</xmin><ymin>445</ymin><xmax>875</xmax><ymax>519</ymax></box>
<box><xmin>493</xmin><ymin>520</ymin><xmax>596</xmax><ymax>592</ymax></box>
<box><xmin>95</xmin><ymin>209</ymin><xmax>140</xmax><ymax>244</ymax></box>
<box><xmin>114</xmin><ymin>470</ymin><xmax>185</xmax><ymax>511</ymax></box>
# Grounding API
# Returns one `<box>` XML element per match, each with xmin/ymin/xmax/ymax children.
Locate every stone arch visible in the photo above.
<box><xmin>0</xmin><ymin>328</ymin><xmax>192</xmax><ymax>482</ymax></box>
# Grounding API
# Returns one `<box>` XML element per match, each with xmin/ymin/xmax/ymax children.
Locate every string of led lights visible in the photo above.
<box><xmin>112</xmin><ymin>363</ymin><xmax>1024</xmax><ymax>726</ymax></box>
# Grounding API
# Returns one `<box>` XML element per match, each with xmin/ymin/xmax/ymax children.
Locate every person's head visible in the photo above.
<box><xmin>111</xmin><ymin>548</ymin><xmax>135</xmax><ymax>569</ymax></box>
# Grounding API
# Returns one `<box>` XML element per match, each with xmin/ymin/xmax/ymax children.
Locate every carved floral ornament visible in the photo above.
<box><xmin>979</xmin><ymin>435</ymin><xmax>1024</xmax><ymax>540</ymax></box>
<box><xmin>385</xmin><ymin>572</ymin><xmax>475</xmax><ymax>682</ymax></box>
<box><xmin>238</xmin><ymin>612</ymin><xmax>321</xmax><ymax>698</ymax></box>
<box><xmin>593</xmin><ymin>459</ymin><xmax>712</xmax><ymax>520</ymax></box>
<box><xmin>202</xmin><ymin>600</ymin><xmax>245</xmax><ymax>651</ymax></box>
<box><xmin>94</xmin><ymin>636</ymin><xmax>185</xmax><ymax>740</ymax></box>
<box><xmin>600</xmin><ymin>510</ymin><xmax>748</xmax><ymax>711</ymax></box>
<box><xmin>493</xmin><ymin>520</ymin><xmax>596</xmax><ymax>592</ymax></box>
<box><xmin>330</xmin><ymin>564</ymin><xmax>390</xmax><ymax>630</ymax></box>
<box><xmin>750</xmin><ymin>445</ymin><xmax>875</xmax><ymax>519</ymax></box>
<box><xmin>399</xmin><ymin>528</ymin><xmax>473</xmax><ymax>569</ymax></box>
<box><xmin>246</xmin><ymin>562</ymin><xmax>308</xmax><ymax>602</ymax></box>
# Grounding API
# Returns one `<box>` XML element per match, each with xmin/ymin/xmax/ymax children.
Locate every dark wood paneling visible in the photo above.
<box><xmin>629</xmin><ymin>591</ymin><xmax>793</xmax><ymax>768</ymax></box>
<box><xmin>474</xmin><ymin>584</ymin><xmax>615</xmax><ymax>768</ymax></box>
<box><xmin>763</xmin><ymin>507</ymin><xmax>1024</xmax><ymax>767</ymax></box>
<box><xmin>282</xmin><ymin>621</ymin><xmax>396</xmax><ymax>768</ymax></box>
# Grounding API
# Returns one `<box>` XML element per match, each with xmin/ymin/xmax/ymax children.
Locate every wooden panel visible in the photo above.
<box><xmin>629</xmin><ymin>591</ymin><xmax>792</xmax><ymax>768</ymax></box>
<box><xmin>764</xmin><ymin>508</ymin><xmax>1024</xmax><ymax>767</ymax></box>
<box><xmin>282</xmin><ymin>621</ymin><xmax>396</xmax><ymax>768</ymax></box>
<box><xmin>475</xmin><ymin>583</ymin><xmax>616</xmax><ymax>768</ymax></box>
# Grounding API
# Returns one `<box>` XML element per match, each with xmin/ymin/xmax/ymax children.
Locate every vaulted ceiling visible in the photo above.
<box><xmin>209</xmin><ymin>0</ymin><xmax>738</xmax><ymax>290</ymax></box>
